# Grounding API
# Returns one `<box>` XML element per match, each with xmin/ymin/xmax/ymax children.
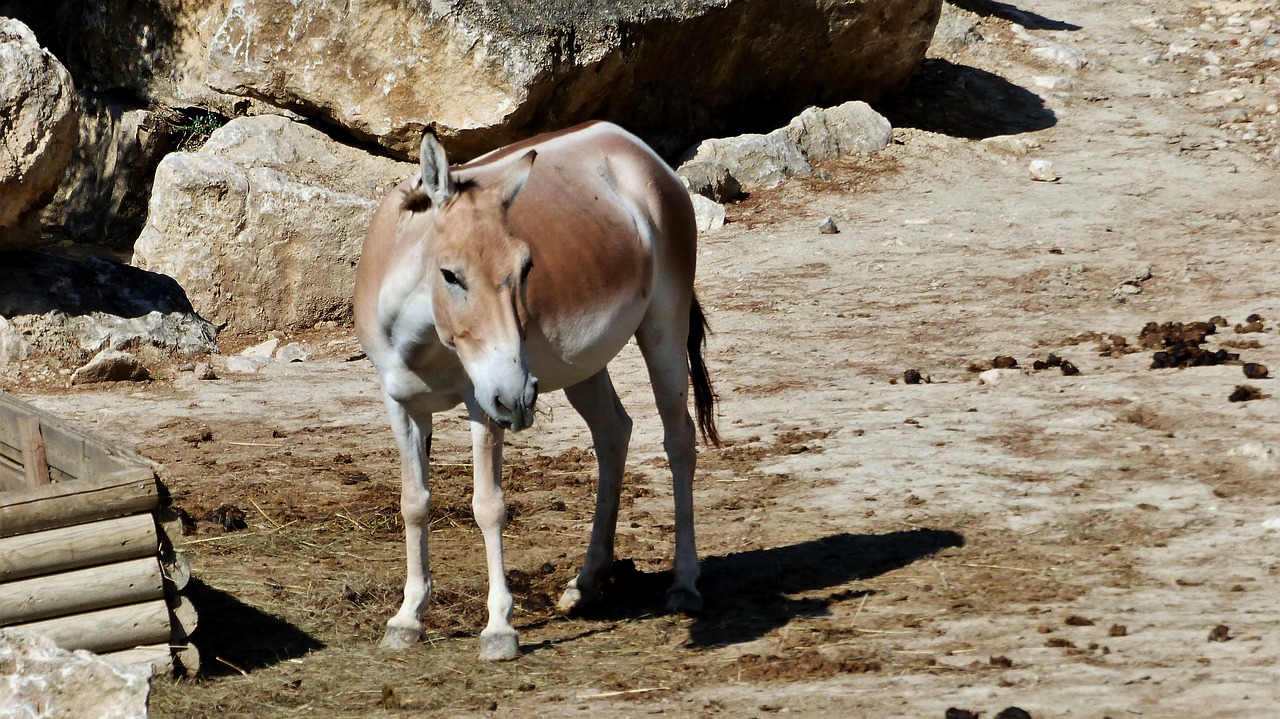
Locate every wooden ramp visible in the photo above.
<box><xmin>0</xmin><ymin>392</ymin><xmax>198</xmax><ymax>676</ymax></box>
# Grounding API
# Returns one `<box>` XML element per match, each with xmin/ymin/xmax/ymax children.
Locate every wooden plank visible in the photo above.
<box><xmin>102</xmin><ymin>642</ymin><xmax>175</xmax><ymax>676</ymax></box>
<box><xmin>0</xmin><ymin>468</ymin><xmax>158</xmax><ymax>538</ymax></box>
<box><xmin>168</xmin><ymin>594</ymin><xmax>199</xmax><ymax>641</ymax></box>
<box><xmin>19</xmin><ymin>417</ymin><xmax>50</xmax><ymax>486</ymax></box>
<box><xmin>0</xmin><ymin>513</ymin><xmax>157</xmax><ymax>582</ymax></box>
<box><xmin>0</xmin><ymin>393</ymin><xmax>154</xmax><ymax>482</ymax></box>
<box><xmin>0</xmin><ymin>556</ymin><xmax>165</xmax><ymax>625</ymax></box>
<box><xmin>13</xmin><ymin>599</ymin><xmax>173</xmax><ymax>654</ymax></box>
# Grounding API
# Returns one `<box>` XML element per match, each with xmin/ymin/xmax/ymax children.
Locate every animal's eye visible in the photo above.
<box><xmin>441</xmin><ymin>268</ymin><xmax>465</xmax><ymax>289</ymax></box>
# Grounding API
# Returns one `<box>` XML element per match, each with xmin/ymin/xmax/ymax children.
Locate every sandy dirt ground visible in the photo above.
<box><xmin>5</xmin><ymin>1</ymin><xmax>1280</xmax><ymax>717</ymax></box>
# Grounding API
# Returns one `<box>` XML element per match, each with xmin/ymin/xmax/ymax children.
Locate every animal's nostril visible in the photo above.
<box><xmin>495</xmin><ymin>396</ymin><xmax>510</xmax><ymax>414</ymax></box>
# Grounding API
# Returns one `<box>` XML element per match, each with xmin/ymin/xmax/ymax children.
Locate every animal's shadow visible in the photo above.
<box><xmin>947</xmin><ymin>0</ymin><xmax>1081</xmax><ymax>32</ymax></box>
<box><xmin>182</xmin><ymin>579</ymin><xmax>326</xmax><ymax>677</ymax></box>
<box><xmin>878</xmin><ymin>58</ymin><xmax>1057</xmax><ymax>140</ymax></box>
<box><xmin>579</xmin><ymin>528</ymin><xmax>965</xmax><ymax>647</ymax></box>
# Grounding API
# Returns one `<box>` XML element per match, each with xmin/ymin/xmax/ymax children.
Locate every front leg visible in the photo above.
<box><xmin>469</xmin><ymin>406</ymin><xmax>518</xmax><ymax>660</ymax></box>
<box><xmin>381</xmin><ymin>397</ymin><xmax>434</xmax><ymax>649</ymax></box>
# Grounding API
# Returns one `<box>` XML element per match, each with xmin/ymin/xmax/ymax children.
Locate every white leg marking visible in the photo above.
<box><xmin>381</xmin><ymin>396</ymin><xmax>433</xmax><ymax>649</ymax></box>
<box><xmin>470</xmin><ymin>408</ymin><xmax>519</xmax><ymax>660</ymax></box>
<box><xmin>558</xmin><ymin>369</ymin><xmax>632</xmax><ymax>613</ymax></box>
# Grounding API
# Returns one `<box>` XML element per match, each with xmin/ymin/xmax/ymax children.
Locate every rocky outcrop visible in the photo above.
<box><xmin>132</xmin><ymin>115</ymin><xmax>412</xmax><ymax>334</ymax></box>
<box><xmin>0</xmin><ymin>18</ymin><xmax>79</xmax><ymax>249</ymax></box>
<box><xmin>34</xmin><ymin>0</ymin><xmax>941</xmax><ymax>160</ymax></box>
<box><xmin>0</xmin><ymin>250</ymin><xmax>218</xmax><ymax>364</ymax></box>
<box><xmin>41</xmin><ymin>97</ymin><xmax>176</xmax><ymax>248</ymax></box>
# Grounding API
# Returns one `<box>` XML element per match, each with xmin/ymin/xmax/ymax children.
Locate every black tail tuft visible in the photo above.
<box><xmin>688</xmin><ymin>295</ymin><xmax>721</xmax><ymax>446</ymax></box>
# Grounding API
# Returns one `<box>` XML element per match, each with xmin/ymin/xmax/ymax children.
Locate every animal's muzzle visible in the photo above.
<box><xmin>492</xmin><ymin>376</ymin><xmax>538</xmax><ymax>431</ymax></box>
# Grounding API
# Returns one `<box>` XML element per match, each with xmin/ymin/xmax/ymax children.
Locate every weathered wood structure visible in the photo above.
<box><xmin>0</xmin><ymin>392</ymin><xmax>197</xmax><ymax>676</ymax></box>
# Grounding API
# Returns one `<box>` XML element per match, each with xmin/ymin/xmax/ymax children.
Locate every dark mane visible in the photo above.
<box><xmin>398</xmin><ymin>177</ymin><xmax>479</xmax><ymax>214</ymax></box>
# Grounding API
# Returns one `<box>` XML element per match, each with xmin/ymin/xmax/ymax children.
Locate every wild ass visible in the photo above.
<box><xmin>354</xmin><ymin>121</ymin><xmax>719</xmax><ymax>660</ymax></box>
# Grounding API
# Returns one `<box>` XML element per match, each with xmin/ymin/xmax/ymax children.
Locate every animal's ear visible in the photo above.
<box><xmin>414</xmin><ymin>130</ymin><xmax>455</xmax><ymax>210</ymax></box>
<box><xmin>495</xmin><ymin>150</ymin><xmax>537</xmax><ymax>210</ymax></box>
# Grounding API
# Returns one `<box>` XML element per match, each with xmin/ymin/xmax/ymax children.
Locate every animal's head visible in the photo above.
<box><xmin>404</xmin><ymin>132</ymin><xmax>539</xmax><ymax>431</ymax></box>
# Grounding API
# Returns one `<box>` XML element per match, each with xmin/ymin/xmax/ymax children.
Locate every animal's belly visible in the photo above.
<box><xmin>526</xmin><ymin>298</ymin><xmax>648</xmax><ymax>392</ymax></box>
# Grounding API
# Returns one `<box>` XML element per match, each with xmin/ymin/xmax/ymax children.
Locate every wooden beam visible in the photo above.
<box><xmin>0</xmin><ymin>556</ymin><xmax>166</xmax><ymax>625</ymax></box>
<box><xmin>0</xmin><ymin>513</ymin><xmax>157</xmax><ymax>582</ymax></box>
<box><xmin>0</xmin><ymin>468</ymin><xmax>158</xmax><ymax>539</ymax></box>
<box><xmin>18</xmin><ymin>417</ymin><xmax>50</xmax><ymax>487</ymax></box>
<box><xmin>102</xmin><ymin>642</ymin><xmax>176</xmax><ymax>676</ymax></box>
<box><xmin>12</xmin><ymin>598</ymin><xmax>173</xmax><ymax>654</ymax></box>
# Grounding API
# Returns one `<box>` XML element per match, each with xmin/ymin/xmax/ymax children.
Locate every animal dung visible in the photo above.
<box><xmin>1229</xmin><ymin>385</ymin><xmax>1264</xmax><ymax>402</ymax></box>
<box><xmin>1032</xmin><ymin>353</ymin><xmax>1081</xmax><ymax>376</ymax></box>
<box><xmin>903</xmin><ymin>369</ymin><xmax>928</xmax><ymax>384</ymax></box>
<box><xmin>1208</xmin><ymin>624</ymin><xmax>1232</xmax><ymax>642</ymax></box>
<box><xmin>992</xmin><ymin>355</ymin><xmax>1019</xmax><ymax>369</ymax></box>
<box><xmin>1243</xmin><ymin>362</ymin><xmax>1269</xmax><ymax>379</ymax></box>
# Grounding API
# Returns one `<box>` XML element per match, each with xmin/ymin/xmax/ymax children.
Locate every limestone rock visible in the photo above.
<box><xmin>0</xmin><ymin>629</ymin><xmax>151</xmax><ymax>719</ymax></box>
<box><xmin>0</xmin><ymin>18</ymin><xmax>79</xmax><ymax>249</ymax></box>
<box><xmin>133</xmin><ymin>115</ymin><xmax>413</xmax><ymax>334</ymax></box>
<box><xmin>46</xmin><ymin>0</ymin><xmax>943</xmax><ymax>160</ymax></box>
<box><xmin>690</xmin><ymin>195</ymin><xmax>726</xmax><ymax>234</ymax></box>
<box><xmin>71</xmin><ymin>349</ymin><xmax>151</xmax><ymax>384</ymax></box>
<box><xmin>0</xmin><ymin>250</ymin><xmax>218</xmax><ymax>364</ymax></box>
<box><xmin>41</xmin><ymin>96</ymin><xmax>175</xmax><ymax>248</ymax></box>
<box><xmin>677</xmin><ymin>162</ymin><xmax>743</xmax><ymax>204</ymax></box>
<box><xmin>784</xmin><ymin>101</ymin><xmax>894</xmax><ymax>162</ymax></box>
<box><xmin>680</xmin><ymin>130</ymin><xmax>813</xmax><ymax>190</ymax></box>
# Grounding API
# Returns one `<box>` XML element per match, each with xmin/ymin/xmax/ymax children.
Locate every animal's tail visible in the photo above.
<box><xmin>688</xmin><ymin>294</ymin><xmax>721</xmax><ymax>447</ymax></box>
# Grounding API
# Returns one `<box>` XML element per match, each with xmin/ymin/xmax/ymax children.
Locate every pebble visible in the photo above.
<box><xmin>1028</xmin><ymin>159</ymin><xmax>1059</xmax><ymax>182</ymax></box>
<box><xmin>818</xmin><ymin>217</ymin><xmax>840</xmax><ymax>234</ymax></box>
<box><xmin>194</xmin><ymin>362</ymin><xmax>218</xmax><ymax>380</ymax></box>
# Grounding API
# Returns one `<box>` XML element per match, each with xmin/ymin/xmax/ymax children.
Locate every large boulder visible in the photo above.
<box><xmin>37</xmin><ymin>0</ymin><xmax>942</xmax><ymax>160</ymax></box>
<box><xmin>132</xmin><ymin>115</ymin><xmax>412</xmax><ymax>334</ymax></box>
<box><xmin>0</xmin><ymin>17</ymin><xmax>79</xmax><ymax>249</ymax></box>
<box><xmin>40</xmin><ymin>96</ymin><xmax>176</xmax><ymax>248</ymax></box>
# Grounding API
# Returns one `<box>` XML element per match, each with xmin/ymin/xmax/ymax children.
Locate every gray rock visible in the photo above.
<box><xmin>46</xmin><ymin>0</ymin><xmax>943</xmax><ymax>160</ymax></box>
<box><xmin>0</xmin><ymin>629</ymin><xmax>151</xmax><ymax>719</ymax></box>
<box><xmin>240</xmin><ymin>338</ymin><xmax>280</xmax><ymax>359</ymax></box>
<box><xmin>71</xmin><ymin>349</ymin><xmax>151</xmax><ymax>384</ymax></box>
<box><xmin>133</xmin><ymin>115</ymin><xmax>411</xmax><ymax>334</ymax></box>
<box><xmin>930</xmin><ymin>3</ymin><xmax>983</xmax><ymax>53</ymax></box>
<box><xmin>0</xmin><ymin>18</ymin><xmax>80</xmax><ymax>249</ymax></box>
<box><xmin>276</xmin><ymin>342</ymin><xmax>311</xmax><ymax>363</ymax></box>
<box><xmin>676</xmin><ymin>162</ymin><xmax>742</xmax><ymax>203</ymax></box>
<box><xmin>0</xmin><ymin>250</ymin><xmax>218</xmax><ymax>364</ymax></box>
<box><xmin>194</xmin><ymin>362</ymin><xmax>218</xmax><ymax>380</ymax></box>
<box><xmin>690</xmin><ymin>195</ymin><xmax>726</xmax><ymax>234</ymax></box>
<box><xmin>40</xmin><ymin>95</ymin><xmax>175</xmax><ymax>248</ymax></box>
<box><xmin>224</xmin><ymin>355</ymin><xmax>269</xmax><ymax>374</ymax></box>
<box><xmin>819</xmin><ymin>217</ymin><xmax>840</xmax><ymax>235</ymax></box>
<box><xmin>784</xmin><ymin>101</ymin><xmax>894</xmax><ymax>161</ymax></box>
<box><xmin>680</xmin><ymin>130</ymin><xmax>812</xmax><ymax>190</ymax></box>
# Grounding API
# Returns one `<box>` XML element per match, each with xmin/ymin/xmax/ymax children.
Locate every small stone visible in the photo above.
<box><xmin>1221</xmin><ymin>107</ymin><xmax>1251</xmax><ymax>123</ymax></box>
<box><xmin>225</xmin><ymin>356</ymin><xmax>270</xmax><ymax>373</ymax></box>
<box><xmin>276</xmin><ymin>342</ymin><xmax>310</xmax><ymax>363</ymax></box>
<box><xmin>1029</xmin><ymin>159</ymin><xmax>1059</xmax><ymax>182</ymax></box>
<box><xmin>818</xmin><ymin>216</ymin><xmax>840</xmax><ymax>234</ymax></box>
<box><xmin>70</xmin><ymin>349</ymin><xmax>151</xmax><ymax>384</ymax></box>
<box><xmin>194</xmin><ymin>362</ymin><xmax>218</xmax><ymax>380</ymax></box>
<box><xmin>689</xmin><ymin>193</ymin><xmax>726</xmax><ymax>233</ymax></box>
<box><xmin>240</xmin><ymin>338</ymin><xmax>280</xmax><ymax>358</ymax></box>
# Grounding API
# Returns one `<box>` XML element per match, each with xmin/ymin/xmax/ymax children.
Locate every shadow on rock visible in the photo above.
<box><xmin>580</xmin><ymin>528</ymin><xmax>965</xmax><ymax>648</ymax></box>
<box><xmin>948</xmin><ymin>0</ymin><xmax>1081</xmax><ymax>31</ymax></box>
<box><xmin>183</xmin><ymin>579</ymin><xmax>326</xmax><ymax>677</ymax></box>
<box><xmin>878</xmin><ymin>59</ymin><xmax>1057</xmax><ymax>139</ymax></box>
<box><xmin>0</xmin><ymin>250</ymin><xmax>197</xmax><ymax>318</ymax></box>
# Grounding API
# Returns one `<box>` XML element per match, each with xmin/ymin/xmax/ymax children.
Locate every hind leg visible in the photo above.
<box><xmin>636</xmin><ymin>319</ymin><xmax>703</xmax><ymax>614</ymax></box>
<box><xmin>558</xmin><ymin>368</ymin><xmax>632</xmax><ymax>612</ymax></box>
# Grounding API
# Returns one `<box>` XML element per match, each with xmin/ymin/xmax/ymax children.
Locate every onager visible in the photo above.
<box><xmin>354</xmin><ymin>121</ymin><xmax>719</xmax><ymax>660</ymax></box>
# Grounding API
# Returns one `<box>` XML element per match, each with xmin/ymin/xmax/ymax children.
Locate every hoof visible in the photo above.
<box><xmin>380</xmin><ymin>622</ymin><xmax>423</xmax><ymax>650</ymax></box>
<box><xmin>557</xmin><ymin>583</ymin><xmax>603</xmax><ymax>615</ymax></box>
<box><xmin>479</xmin><ymin>628</ymin><xmax>519</xmax><ymax>661</ymax></box>
<box><xmin>666</xmin><ymin>586</ymin><xmax>704</xmax><ymax>616</ymax></box>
